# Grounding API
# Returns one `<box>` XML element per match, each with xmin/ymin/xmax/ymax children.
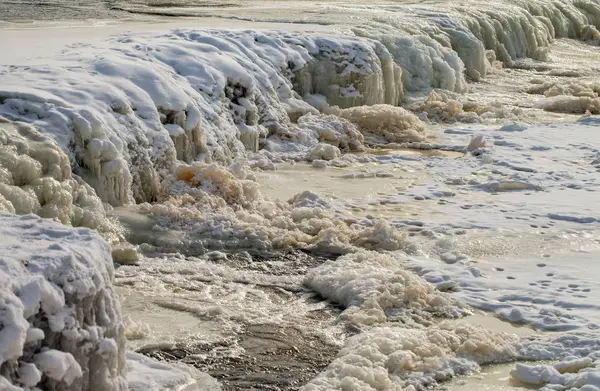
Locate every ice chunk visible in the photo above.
<box><xmin>0</xmin><ymin>214</ymin><xmax>127</xmax><ymax>390</ymax></box>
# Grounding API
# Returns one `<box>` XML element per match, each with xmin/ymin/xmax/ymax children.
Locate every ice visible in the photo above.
<box><xmin>510</xmin><ymin>358</ymin><xmax>600</xmax><ymax>391</ymax></box>
<box><xmin>0</xmin><ymin>213</ymin><xmax>127</xmax><ymax>390</ymax></box>
<box><xmin>127</xmin><ymin>352</ymin><xmax>221</xmax><ymax>391</ymax></box>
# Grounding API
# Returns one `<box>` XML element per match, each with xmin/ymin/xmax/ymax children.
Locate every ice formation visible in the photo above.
<box><xmin>0</xmin><ymin>118</ymin><xmax>120</xmax><ymax>241</ymax></box>
<box><xmin>511</xmin><ymin>358</ymin><xmax>600</xmax><ymax>391</ymax></box>
<box><xmin>0</xmin><ymin>214</ymin><xmax>127</xmax><ymax>391</ymax></box>
<box><xmin>0</xmin><ymin>213</ymin><xmax>217</xmax><ymax>391</ymax></box>
<box><xmin>0</xmin><ymin>29</ymin><xmax>423</xmax><ymax>212</ymax></box>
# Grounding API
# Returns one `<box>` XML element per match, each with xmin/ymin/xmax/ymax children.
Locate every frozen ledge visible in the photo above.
<box><xmin>0</xmin><ymin>213</ymin><xmax>216</xmax><ymax>391</ymax></box>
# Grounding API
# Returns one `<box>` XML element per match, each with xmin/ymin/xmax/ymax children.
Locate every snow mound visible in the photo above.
<box><xmin>0</xmin><ymin>213</ymin><xmax>126</xmax><ymax>390</ymax></box>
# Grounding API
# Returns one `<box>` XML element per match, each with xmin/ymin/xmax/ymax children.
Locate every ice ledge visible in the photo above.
<box><xmin>0</xmin><ymin>213</ymin><xmax>216</xmax><ymax>391</ymax></box>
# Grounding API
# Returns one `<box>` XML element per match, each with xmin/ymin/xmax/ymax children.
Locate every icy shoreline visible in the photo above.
<box><xmin>1</xmin><ymin>1</ymin><xmax>600</xmax><ymax>389</ymax></box>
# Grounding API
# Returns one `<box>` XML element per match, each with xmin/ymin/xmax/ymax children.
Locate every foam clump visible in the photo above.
<box><xmin>334</xmin><ymin>104</ymin><xmax>427</xmax><ymax>144</ymax></box>
<box><xmin>526</xmin><ymin>80</ymin><xmax>600</xmax><ymax>114</ymax></box>
<box><xmin>297</xmin><ymin>113</ymin><xmax>365</xmax><ymax>152</ymax></box>
<box><xmin>133</xmin><ymin>165</ymin><xmax>418</xmax><ymax>256</ymax></box>
<box><xmin>0</xmin><ymin>213</ymin><xmax>127</xmax><ymax>390</ymax></box>
<box><xmin>538</xmin><ymin>96</ymin><xmax>600</xmax><ymax>115</ymax></box>
<box><xmin>304</xmin><ymin>251</ymin><xmax>469</xmax><ymax>326</ymax></box>
<box><xmin>302</xmin><ymin>322</ymin><xmax>520</xmax><ymax>391</ymax></box>
<box><xmin>408</xmin><ymin>91</ymin><xmax>484</xmax><ymax>123</ymax></box>
<box><xmin>167</xmin><ymin>162</ymin><xmax>261</xmax><ymax>207</ymax></box>
<box><xmin>310</xmin><ymin>143</ymin><xmax>341</xmax><ymax>161</ymax></box>
<box><xmin>526</xmin><ymin>81</ymin><xmax>600</xmax><ymax>99</ymax></box>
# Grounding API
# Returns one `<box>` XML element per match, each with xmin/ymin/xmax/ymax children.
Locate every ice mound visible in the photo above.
<box><xmin>302</xmin><ymin>323</ymin><xmax>520</xmax><ymax>391</ymax></box>
<box><xmin>292</xmin><ymin>37</ymin><xmax>404</xmax><ymax>108</ymax></box>
<box><xmin>0</xmin><ymin>213</ymin><xmax>127</xmax><ymax>390</ymax></box>
<box><xmin>335</xmin><ymin>105</ymin><xmax>427</xmax><ymax>144</ymax></box>
<box><xmin>0</xmin><ymin>119</ymin><xmax>119</xmax><ymax>242</ymax></box>
<box><xmin>304</xmin><ymin>251</ymin><xmax>469</xmax><ymax>326</ymax></box>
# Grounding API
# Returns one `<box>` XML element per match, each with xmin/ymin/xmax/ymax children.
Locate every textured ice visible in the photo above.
<box><xmin>0</xmin><ymin>213</ymin><xmax>127</xmax><ymax>391</ymax></box>
<box><xmin>0</xmin><ymin>118</ymin><xmax>120</xmax><ymax>241</ymax></box>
